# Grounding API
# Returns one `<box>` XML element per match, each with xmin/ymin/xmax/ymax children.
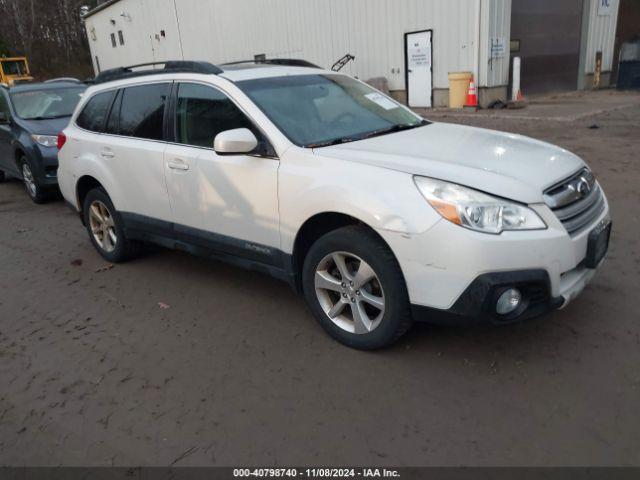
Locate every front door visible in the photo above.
<box><xmin>406</xmin><ymin>30</ymin><xmax>433</xmax><ymax>108</ymax></box>
<box><xmin>163</xmin><ymin>82</ymin><xmax>281</xmax><ymax>264</ymax></box>
<box><xmin>0</xmin><ymin>91</ymin><xmax>14</xmax><ymax>173</ymax></box>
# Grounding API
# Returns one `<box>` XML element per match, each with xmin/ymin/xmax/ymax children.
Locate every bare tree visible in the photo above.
<box><xmin>0</xmin><ymin>0</ymin><xmax>99</xmax><ymax>79</ymax></box>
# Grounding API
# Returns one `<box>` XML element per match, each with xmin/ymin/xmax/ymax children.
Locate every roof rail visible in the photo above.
<box><xmin>222</xmin><ymin>58</ymin><xmax>321</xmax><ymax>69</ymax></box>
<box><xmin>44</xmin><ymin>77</ymin><xmax>83</xmax><ymax>84</ymax></box>
<box><xmin>94</xmin><ymin>60</ymin><xmax>223</xmax><ymax>84</ymax></box>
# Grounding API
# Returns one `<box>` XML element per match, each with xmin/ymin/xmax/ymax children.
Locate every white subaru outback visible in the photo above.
<box><xmin>58</xmin><ymin>60</ymin><xmax>611</xmax><ymax>349</ymax></box>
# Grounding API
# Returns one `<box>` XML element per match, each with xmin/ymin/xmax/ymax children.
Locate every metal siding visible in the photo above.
<box><xmin>585</xmin><ymin>0</ymin><xmax>620</xmax><ymax>73</ymax></box>
<box><xmin>86</xmin><ymin>0</ymin><xmax>496</xmax><ymax>90</ymax></box>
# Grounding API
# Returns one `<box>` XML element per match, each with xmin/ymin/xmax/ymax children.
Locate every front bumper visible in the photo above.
<box><xmin>378</xmin><ymin>197</ymin><xmax>610</xmax><ymax>325</ymax></box>
<box><xmin>411</xmin><ymin>269</ymin><xmax>564</xmax><ymax>325</ymax></box>
<box><xmin>25</xmin><ymin>143</ymin><xmax>59</xmax><ymax>186</ymax></box>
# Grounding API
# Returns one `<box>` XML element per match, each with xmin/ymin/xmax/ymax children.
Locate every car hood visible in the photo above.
<box><xmin>314</xmin><ymin>122</ymin><xmax>586</xmax><ymax>204</ymax></box>
<box><xmin>18</xmin><ymin>116</ymin><xmax>72</xmax><ymax>136</ymax></box>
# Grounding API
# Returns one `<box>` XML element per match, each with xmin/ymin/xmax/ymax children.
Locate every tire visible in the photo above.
<box><xmin>302</xmin><ymin>225</ymin><xmax>412</xmax><ymax>350</ymax></box>
<box><xmin>19</xmin><ymin>156</ymin><xmax>49</xmax><ymax>204</ymax></box>
<box><xmin>83</xmin><ymin>187</ymin><xmax>141</xmax><ymax>263</ymax></box>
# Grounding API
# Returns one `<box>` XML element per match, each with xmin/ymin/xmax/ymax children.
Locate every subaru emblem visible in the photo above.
<box><xmin>577</xmin><ymin>176</ymin><xmax>591</xmax><ymax>196</ymax></box>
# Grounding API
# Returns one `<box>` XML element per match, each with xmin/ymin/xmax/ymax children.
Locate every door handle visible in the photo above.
<box><xmin>167</xmin><ymin>158</ymin><xmax>189</xmax><ymax>171</ymax></box>
<box><xmin>100</xmin><ymin>149</ymin><xmax>115</xmax><ymax>159</ymax></box>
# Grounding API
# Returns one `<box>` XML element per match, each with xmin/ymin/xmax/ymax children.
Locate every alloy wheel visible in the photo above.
<box><xmin>88</xmin><ymin>200</ymin><xmax>117</xmax><ymax>253</ymax></box>
<box><xmin>314</xmin><ymin>251</ymin><xmax>385</xmax><ymax>334</ymax></box>
<box><xmin>22</xmin><ymin>163</ymin><xmax>37</xmax><ymax>198</ymax></box>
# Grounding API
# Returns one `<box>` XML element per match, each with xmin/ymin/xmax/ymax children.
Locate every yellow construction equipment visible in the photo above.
<box><xmin>0</xmin><ymin>57</ymin><xmax>33</xmax><ymax>86</ymax></box>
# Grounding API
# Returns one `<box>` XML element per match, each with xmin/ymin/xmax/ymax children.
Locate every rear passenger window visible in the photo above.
<box><xmin>176</xmin><ymin>83</ymin><xmax>253</xmax><ymax>148</ymax></box>
<box><xmin>118</xmin><ymin>83</ymin><xmax>169</xmax><ymax>141</ymax></box>
<box><xmin>76</xmin><ymin>91</ymin><xmax>114</xmax><ymax>132</ymax></box>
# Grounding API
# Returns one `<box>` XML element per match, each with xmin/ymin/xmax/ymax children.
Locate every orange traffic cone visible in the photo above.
<box><xmin>464</xmin><ymin>77</ymin><xmax>478</xmax><ymax>110</ymax></box>
<box><xmin>508</xmin><ymin>87</ymin><xmax>526</xmax><ymax>109</ymax></box>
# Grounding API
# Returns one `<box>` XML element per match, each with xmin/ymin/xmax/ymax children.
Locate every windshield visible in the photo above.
<box><xmin>237</xmin><ymin>74</ymin><xmax>426</xmax><ymax>147</ymax></box>
<box><xmin>10</xmin><ymin>87</ymin><xmax>85</xmax><ymax>120</ymax></box>
<box><xmin>1</xmin><ymin>60</ymin><xmax>28</xmax><ymax>76</ymax></box>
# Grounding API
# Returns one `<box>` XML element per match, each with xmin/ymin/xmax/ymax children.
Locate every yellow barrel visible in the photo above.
<box><xmin>448</xmin><ymin>72</ymin><xmax>473</xmax><ymax>108</ymax></box>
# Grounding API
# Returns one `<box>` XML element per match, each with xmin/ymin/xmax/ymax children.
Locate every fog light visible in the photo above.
<box><xmin>496</xmin><ymin>288</ymin><xmax>522</xmax><ymax>315</ymax></box>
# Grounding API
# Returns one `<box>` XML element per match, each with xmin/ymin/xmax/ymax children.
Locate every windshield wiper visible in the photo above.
<box><xmin>24</xmin><ymin>114</ymin><xmax>70</xmax><ymax>121</ymax></box>
<box><xmin>306</xmin><ymin>119</ymin><xmax>429</xmax><ymax>148</ymax></box>
<box><xmin>307</xmin><ymin>137</ymin><xmax>358</xmax><ymax>148</ymax></box>
<box><xmin>361</xmin><ymin>120</ymin><xmax>429</xmax><ymax>140</ymax></box>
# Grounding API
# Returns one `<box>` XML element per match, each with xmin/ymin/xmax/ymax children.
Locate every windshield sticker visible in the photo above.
<box><xmin>365</xmin><ymin>93</ymin><xmax>399</xmax><ymax>111</ymax></box>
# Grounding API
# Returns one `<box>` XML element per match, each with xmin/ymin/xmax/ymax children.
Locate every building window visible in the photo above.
<box><xmin>110</xmin><ymin>33</ymin><xmax>117</xmax><ymax>48</ymax></box>
<box><xmin>118</xmin><ymin>30</ymin><xmax>124</xmax><ymax>45</ymax></box>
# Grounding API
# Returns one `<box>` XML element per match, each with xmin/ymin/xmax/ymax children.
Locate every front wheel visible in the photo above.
<box><xmin>83</xmin><ymin>187</ymin><xmax>141</xmax><ymax>263</ymax></box>
<box><xmin>19</xmin><ymin>157</ymin><xmax>49</xmax><ymax>204</ymax></box>
<box><xmin>302</xmin><ymin>226</ymin><xmax>412</xmax><ymax>350</ymax></box>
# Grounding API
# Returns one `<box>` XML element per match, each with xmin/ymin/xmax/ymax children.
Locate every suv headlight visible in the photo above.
<box><xmin>31</xmin><ymin>134</ymin><xmax>58</xmax><ymax>148</ymax></box>
<box><xmin>414</xmin><ymin>176</ymin><xmax>547</xmax><ymax>234</ymax></box>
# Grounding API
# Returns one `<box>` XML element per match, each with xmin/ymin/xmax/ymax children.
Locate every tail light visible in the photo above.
<box><xmin>57</xmin><ymin>132</ymin><xmax>67</xmax><ymax>150</ymax></box>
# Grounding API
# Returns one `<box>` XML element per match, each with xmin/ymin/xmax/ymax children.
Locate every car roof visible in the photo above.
<box><xmin>9</xmin><ymin>81</ymin><xmax>87</xmax><ymax>93</ymax></box>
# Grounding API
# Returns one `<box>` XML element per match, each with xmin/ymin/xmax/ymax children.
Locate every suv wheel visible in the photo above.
<box><xmin>20</xmin><ymin>157</ymin><xmax>49</xmax><ymax>204</ymax></box>
<box><xmin>83</xmin><ymin>188</ymin><xmax>141</xmax><ymax>263</ymax></box>
<box><xmin>302</xmin><ymin>225</ymin><xmax>412</xmax><ymax>350</ymax></box>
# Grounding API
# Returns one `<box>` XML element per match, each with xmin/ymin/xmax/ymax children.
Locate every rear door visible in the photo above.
<box><xmin>99</xmin><ymin>82</ymin><xmax>173</xmax><ymax>226</ymax></box>
<box><xmin>163</xmin><ymin>82</ymin><xmax>281</xmax><ymax>263</ymax></box>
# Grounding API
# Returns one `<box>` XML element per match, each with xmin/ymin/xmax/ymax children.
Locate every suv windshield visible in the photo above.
<box><xmin>237</xmin><ymin>74</ymin><xmax>427</xmax><ymax>147</ymax></box>
<box><xmin>10</xmin><ymin>87</ymin><xmax>85</xmax><ymax>120</ymax></box>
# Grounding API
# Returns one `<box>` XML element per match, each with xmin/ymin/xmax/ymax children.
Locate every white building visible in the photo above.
<box><xmin>82</xmin><ymin>0</ymin><xmax>620</xmax><ymax>107</ymax></box>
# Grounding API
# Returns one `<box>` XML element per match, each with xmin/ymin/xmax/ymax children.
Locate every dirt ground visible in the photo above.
<box><xmin>0</xmin><ymin>90</ymin><xmax>639</xmax><ymax>467</ymax></box>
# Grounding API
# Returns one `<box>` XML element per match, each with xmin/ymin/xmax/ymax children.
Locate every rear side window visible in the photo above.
<box><xmin>175</xmin><ymin>83</ymin><xmax>253</xmax><ymax>148</ymax></box>
<box><xmin>118</xmin><ymin>83</ymin><xmax>169</xmax><ymax>141</ymax></box>
<box><xmin>76</xmin><ymin>91</ymin><xmax>114</xmax><ymax>132</ymax></box>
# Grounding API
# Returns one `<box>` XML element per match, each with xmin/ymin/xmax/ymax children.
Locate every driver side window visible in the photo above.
<box><xmin>175</xmin><ymin>83</ymin><xmax>255</xmax><ymax>149</ymax></box>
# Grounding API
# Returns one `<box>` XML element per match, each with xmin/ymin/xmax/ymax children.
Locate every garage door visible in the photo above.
<box><xmin>511</xmin><ymin>0</ymin><xmax>584</xmax><ymax>94</ymax></box>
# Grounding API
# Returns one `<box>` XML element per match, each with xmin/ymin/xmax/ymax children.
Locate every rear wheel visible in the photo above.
<box><xmin>19</xmin><ymin>156</ymin><xmax>49</xmax><ymax>204</ymax></box>
<box><xmin>83</xmin><ymin>187</ymin><xmax>141</xmax><ymax>263</ymax></box>
<box><xmin>302</xmin><ymin>225</ymin><xmax>412</xmax><ymax>350</ymax></box>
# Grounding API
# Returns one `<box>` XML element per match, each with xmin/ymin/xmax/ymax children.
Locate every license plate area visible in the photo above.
<box><xmin>585</xmin><ymin>220</ymin><xmax>611</xmax><ymax>269</ymax></box>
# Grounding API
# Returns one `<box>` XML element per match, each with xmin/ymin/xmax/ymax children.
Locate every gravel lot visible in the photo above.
<box><xmin>1</xmin><ymin>90</ymin><xmax>639</xmax><ymax>467</ymax></box>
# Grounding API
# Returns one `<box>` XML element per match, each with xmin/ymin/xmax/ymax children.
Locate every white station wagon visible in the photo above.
<box><xmin>57</xmin><ymin>60</ymin><xmax>611</xmax><ymax>349</ymax></box>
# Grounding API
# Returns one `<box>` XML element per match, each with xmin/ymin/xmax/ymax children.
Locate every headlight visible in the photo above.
<box><xmin>414</xmin><ymin>176</ymin><xmax>547</xmax><ymax>234</ymax></box>
<box><xmin>31</xmin><ymin>134</ymin><xmax>58</xmax><ymax>148</ymax></box>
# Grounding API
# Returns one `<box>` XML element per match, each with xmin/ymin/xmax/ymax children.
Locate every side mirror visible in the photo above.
<box><xmin>0</xmin><ymin>112</ymin><xmax>9</xmax><ymax>124</ymax></box>
<box><xmin>213</xmin><ymin>128</ymin><xmax>258</xmax><ymax>155</ymax></box>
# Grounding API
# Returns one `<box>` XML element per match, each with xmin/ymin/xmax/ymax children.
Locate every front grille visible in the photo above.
<box><xmin>544</xmin><ymin>169</ymin><xmax>605</xmax><ymax>236</ymax></box>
